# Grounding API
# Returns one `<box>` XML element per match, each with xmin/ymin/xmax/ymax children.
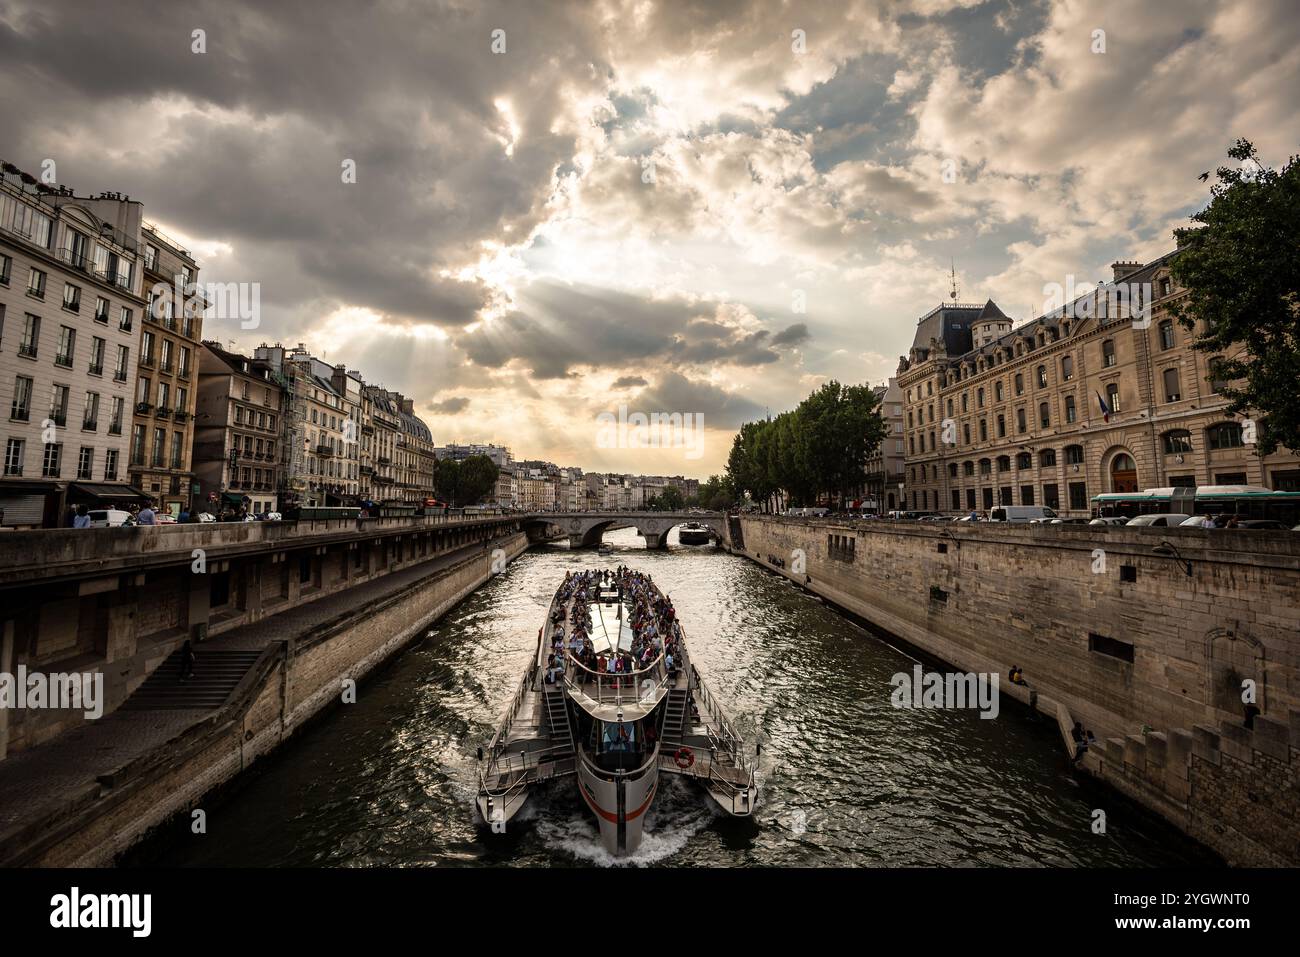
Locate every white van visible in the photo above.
<box><xmin>989</xmin><ymin>505</ymin><xmax>1058</xmax><ymax>523</ymax></box>
<box><xmin>87</xmin><ymin>508</ymin><xmax>134</xmax><ymax>527</ymax></box>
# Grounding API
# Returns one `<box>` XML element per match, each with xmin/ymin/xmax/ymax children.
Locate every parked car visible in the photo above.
<box><xmin>1088</xmin><ymin>516</ymin><xmax>1130</xmax><ymax>526</ymax></box>
<box><xmin>1232</xmin><ymin>519</ymin><xmax>1291</xmax><ymax>530</ymax></box>
<box><xmin>989</xmin><ymin>505</ymin><xmax>1059</xmax><ymax>523</ymax></box>
<box><xmin>196</xmin><ymin>512</ymin><xmax>217</xmax><ymax>523</ymax></box>
<box><xmin>154</xmin><ymin>513</ymin><xmax>177</xmax><ymax>524</ymax></box>
<box><xmin>1125</xmin><ymin>513</ymin><xmax>1192</xmax><ymax>527</ymax></box>
<box><xmin>87</xmin><ymin>508</ymin><xmax>134</xmax><ymax>527</ymax></box>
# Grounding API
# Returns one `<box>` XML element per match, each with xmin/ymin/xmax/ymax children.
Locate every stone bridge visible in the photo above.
<box><xmin>522</xmin><ymin>511</ymin><xmax>729</xmax><ymax>550</ymax></box>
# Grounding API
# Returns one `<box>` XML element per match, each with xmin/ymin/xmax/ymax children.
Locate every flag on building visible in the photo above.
<box><xmin>1096</xmin><ymin>391</ymin><xmax>1111</xmax><ymax>423</ymax></box>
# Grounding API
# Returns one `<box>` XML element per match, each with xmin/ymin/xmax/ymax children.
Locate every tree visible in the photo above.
<box><xmin>1169</xmin><ymin>139</ymin><xmax>1300</xmax><ymax>455</ymax></box>
<box><xmin>459</xmin><ymin>455</ymin><xmax>500</xmax><ymax>505</ymax></box>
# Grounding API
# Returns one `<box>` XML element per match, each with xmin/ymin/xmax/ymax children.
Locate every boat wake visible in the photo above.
<box><xmin>533</xmin><ymin>776</ymin><xmax>719</xmax><ymax>867</ymax></box>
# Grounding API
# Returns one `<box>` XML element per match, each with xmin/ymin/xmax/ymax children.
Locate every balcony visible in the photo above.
<box><xmin>155</xmin><ymin>406</ymin><xmax>172</xmax><ymax>418</ymax></box>
<box><xmin>9</xmin><ymin>406</ymin><xmax>30</xmax><ymax>423</ymax></box>
<box><xmin>178</xmin><ymin>366</ymin><xmax>190</xmax><ymax>380</ymax></box>
<box><xmin>160</xmin><ymin>360</ymin><xmax>174</xmax><ymax>373</ymax></box>
<box><xmin>173</xmin><ymin>410</ymin><xmax>189</xmax><ymax>422</ymax></box>
<box><xmin>377</xmin><ymin>456</ymin><xmax>392</xmax><ymax>466</ymax></box>
<box><xmin>108</xmin><ymin>423</ymin><xmax>122</xmax><ymax>436</ymax></box>
<box><xmin>18</xmin><ymin>343</ymin><xmax>37</xmax><ymax>359</ymax></box>
<box><xmin>139</xmin><ymin>355</ymin><xmax>154</xmax><ymax>368</ymax></box>
<box><xmin>315</xmin><ymin>444</ymin><xmax>335</xmax><ymax>457</ymax></box>
<box><xmin>54</xmin><ymin>353</ymin><xmax>73</xmax><ymax>369</ymax></box>
<box><xmin>88</xmin><ymin>363</ymin><xmax>103</xmax><ymax>376</ymax></box>
<box><xmin>82</xmin><ymin>419</ymin><xmax>97</xmax><ymax>431</ymax></box>
<box><xmin>113</xmin><ymin>369</ymin><xmax>128</xmax><ymax>382</ymax></box>
<box><xmin>135</xmin><ymin>402</ymin><xmax>152</xmax><ymax>414</ymax></box>
<box><xmin>48</xmin><ymin>412</ymin><xmax>67</xmax><ymax>427</ymax></box>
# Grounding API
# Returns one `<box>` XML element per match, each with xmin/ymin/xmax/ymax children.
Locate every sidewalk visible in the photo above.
<box><xmin>0</xmin><ymin>539</ymin><xmax>502</xmax><ymax>843</ymax></box>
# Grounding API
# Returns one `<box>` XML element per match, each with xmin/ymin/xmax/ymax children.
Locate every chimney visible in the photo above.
<box><xmin>1111</xmin><ymin>260</ymin><xmax>1143</xmax><ymax>282</ymax></box>
<box><xmin>399</xmin><ymin>398</ymin><xmax>414</xmax><ymax>415</ymax></box>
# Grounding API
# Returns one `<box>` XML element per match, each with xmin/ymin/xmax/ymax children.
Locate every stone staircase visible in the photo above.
<box><xmin>119</xmin><ymin>648</ymin><xmax>264</xmax><ymax>711</ymax></box>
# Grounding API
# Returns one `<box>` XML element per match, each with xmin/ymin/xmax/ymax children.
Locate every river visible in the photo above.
<box><xmin>124</xmin><ymin>526</ymin><xmax>1218</xmax><ymax>867</ymax></box>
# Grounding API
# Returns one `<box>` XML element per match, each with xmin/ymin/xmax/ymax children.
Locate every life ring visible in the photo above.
<box><xmin>674</xmin><ymin>747</ymin><xmax>694</xmax><ymax>769</ymax></box>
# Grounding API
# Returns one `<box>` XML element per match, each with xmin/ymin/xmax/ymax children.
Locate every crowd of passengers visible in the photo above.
<box><xmin>543</xmin><ymin>567</ymin><xmax>684</xmax><ymax>685</ymax></box>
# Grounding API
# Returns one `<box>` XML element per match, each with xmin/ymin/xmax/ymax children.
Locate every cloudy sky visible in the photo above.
<box><xmin>2</xmin><ymin>0</ymin><xmax>1296</xmax><ymax>477</ymax></box>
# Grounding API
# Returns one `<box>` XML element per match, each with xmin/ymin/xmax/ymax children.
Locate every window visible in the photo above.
<box><xmin>42</xmin><ymin>442</ymin><xmax>62</xmax><ymax>478</ymax></box>
<box><xmin>89</xmin><ymin>336</ymin><xmax>105</xmax><ymax>375</ymax></box>
<box><xmin>141</xmin><ymin>330</ymin><xmax>155</xmax><ymax>365</ymax></box>
<box><xmin>1159</xmin><ymin>320</ymin><xmax>1175</xmax><ymax>350</ymax></box>
<box><xmin>1102</xmin><ymin>339</ymin><xmax>1115</xmax><ymax>367</ymax></box>
<box><xmin>1020</xmin><ymin>485</ymin><xmax>1035</xmax><ymax>505</ymax></box>
<box><xmin>54</xmin><ymin>326</ymin><xmax>75</xmax><ymax>367</ymax></box>
<box><xmin>179</xmin><ymin>345</ymin><xmax>191</xmax><ymax>377</ymax></box>
<box><xmin>1068</xmin><ymin>481</ymin><xmax>1088</xmax><ymax>510</ymax></box>
<box><xmin>11</xmin><ymin>375</ymin><xmax>33</xmax><ymax>421</ymax></box>
<box><xmin>962</xmin><ymin>423</ymin><xmax>970</xmax><ymax>444</ymax></box>
<box><xmin>979</xmin><ymin>419</ymin><xmax>987</xmax><ymax>441</ymax></box>
<box><xmin>26</xmin><ymin>267</ymin><xmax>46</xmax><ymax>299</ymax></box>
<box><xmin>1016</xmin><ymin>408</ymin><xmax>1026</xmax><ymax>433</ymax></box>
<box><xmin>1065</xmin><ymin>444</ymin><xmax>1084</xmax><ymax>465</ymax></box>
<box><xmin>1014</xmin><ymin>373</ymin><xmax>1023</xmax><ymax>395</ymax></box>
<box><xmin>104</xmin><ymin>449</ymin><xmax>118</xmax><ymax>481</ymax></box>
<box><xmin>109</xmin><ymin>396</ymin><xmax>124</xmax><ymax>435</ymax></box>
<box><xmin>20</xmin><ymin>313</ymin><xmax>39</xmax><ymax>357</ymax></box>
<box><xmin>1039</xmin><ymin>448</ymin><xmax>1056</xmax><ymax>467</ymax></box>
<box><xmin>62</xmin><ymin>283</ymin><xmax>81</xmax><ymax>312</ymax></box>
<box><xmin>160</xmin><ymin>338</ymin><xmax>173</xmax><ymax>372</ymax></box>
<box><xmin>83</xmin><ymin>391</ymin><xmax>99</xmax><ymax>430</ymax></box>
<box><xmin>1017</xmin><ymin>452</ymin><xmax>1032</xmax><ymax>470</ymax></box>
<box><xmin>131</xmin><ymin>424</ymin><xmax>146</xmax><ymax>465</ymax></box>
<box><xmin>171</xmin><ymin>431</ymin><xmax>183</xmax><ymax>469</ymax></box>
<box><xmin>1064</xmin><ymin>395</ymin><xmax>1076</xmax><ymax>423</ymax></box>
<box><xmin>1106</xmin><ymin>381</ymin><xmax>1122</xmax><ymax>414</ymax></box>
<box><xmin>1163</xmin><ymin>430</ymin><xmax>1192</xmax><ymax>454</ymax></box>
<box><xmin>995</xmin><ymin>382</ymin><xmax>1003</xmax><ymax>402</ymax></box>
<box><xmin>1162</xmin><ymin>367</ymin><xmax>1181</xmax><ymax>402</ymax></box>
<box><xmin>997</xmin><ymin>455</ymin><xmax>1011</xmax><ymax>472</ymax></box>
<box><xmin>1061</xmin><ymin>355</ymin><xmax>1073</xmax><ymax>381</ymax></box>
<box><xmin>77</xmin><ymin>446</ymin><xmax>94</xmax><ymax>480</ymax></box>
<box><xmin>961</xmin><ymin>393</ymin><xmax>968</xmax><ymax>413</ymax></box>
<box><xmin>979</xmin><ymin>458</ymin><xmax>991</xmax><ymax>476</ymax></box>
<box><xmin>119</xmin><ymin>306</ymin><xmax>133</xmax><ymax>332</ymax></box>
<box><xmin>996</xmin><ymin>414</ymin><xmax>1006</xmax><ymax>438</ymax></box>
<box><xmin>977</xmin><ymin>387</ymin><xmax>985</xmax><ymax>408</ymax></box>
<box><xmin>13</xmin><ymin>204</ymin><xmax>53</xmax><ymax>247</ymax></box>
<box><xmin>50</xmin><ymin>385</ymin><xmax>69</xmax><ymax>426</ymax></box>
<box><xmin>151</xmin><ymin>428</ymin><xmax>166</xmax><ymax>467</ymax></box>
<box><xmin>1044</xmin><ymin>483</ymin><xmax>1059</xmax><ymax>509</ymax></box>
<box><xmin>158</xmin><ymin>381</ymin><xmax>170</xmax><ymax>411</ymax></box>
<box><xmin>115</xmin><ymin>344</ymin><xmax>130</xmax><ymax>382</ymax></box>
<box><xmin>144</xmin><ymin>243</ymin><xmax>159</xmax><ymax>271</ymax></box>
<box><xmin>0</xmin><ymin>253</ymin><xmax>10</xmax><ymax>285</ymax></box>
<box><xmin>3</xmin><ymin>438</ymin><xmax>24</xmax><ymax>476</ymax></box>
<box><xmin>1036</xmin><ymin>365</ymin><xmax>1047</xmax><ymax>388</ymax></box>
<box><xmin>1207</xmin><ymin>422</ymin><xmax>1244</xmax><ymax>450</ymax></box>
<box><xmin>963</xmin><ymin>461</ymin><xmax>974</xmax><ymax>477</ymax></box>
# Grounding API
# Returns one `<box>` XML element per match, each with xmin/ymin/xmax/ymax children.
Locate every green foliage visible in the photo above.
<box><xmin>725</xmin><ymin>380</ymin><xmax>887</xmax><ymax>508</ymax></box>
<box><xmin>1169</xmin><ymin>139</ymin><xmax>1300</xmax><ymax>455</ymax></box>
<box><xmin>434</xmin><ymin>455</ymin><xmax>499</xmax><ymax>506</ymax></box>
<box><xmin>645</xmin><ymin>485</ymin><xmax>685</xmax><ymax>511</ymax></box>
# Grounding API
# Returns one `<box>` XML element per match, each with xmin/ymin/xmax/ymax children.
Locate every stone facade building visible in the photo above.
<box><xmin>1</xmin><ymin>168</ymin><xmax>148</xmax><ymax>527</ymax></box>
<box><xmin>128</xmin><ymin>224</ymin><xmax>203</xmax><ymax>516</ymax></box>
<box><xmin>193</xmin><ymin>343</ymin><xmax>285</xmax><ymax>515</ymax></box>
<box><xmin>896</xmin><ymin>253</ymin><xmax>1300</xmax><ymax>517</ymax></box>
<box><xmin>862</xmin><ymin>377</ymin><xmax>905</xmax><ymax>512</ymax></box>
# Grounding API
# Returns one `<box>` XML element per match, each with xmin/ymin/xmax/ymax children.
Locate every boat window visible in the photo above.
<box><xmin>601</xmin><ymin>722</ymin><xmax>636</xmax><ymax>752</ymax></box>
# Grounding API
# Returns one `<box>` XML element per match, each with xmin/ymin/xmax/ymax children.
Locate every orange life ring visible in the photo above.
<box><xmin>674</xmin><ymin>747</ymin><xmax>694</xmax><ymax>769</ymax></box>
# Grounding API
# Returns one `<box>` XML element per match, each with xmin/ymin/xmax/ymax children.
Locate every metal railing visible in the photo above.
<box><xmin>562</xmin><ymin>648</ymin><xmax>668</xmax><ymax>708</ymax></box>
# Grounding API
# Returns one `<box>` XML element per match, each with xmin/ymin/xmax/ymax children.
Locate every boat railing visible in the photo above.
<box><xmin>561</xmin><ymin>649</ymin><xmax>669</xmax><ymax>707</ymax></box>
<box><xmin>689</xmin><ymin>664</ymin><xmax>748</xmax><ymax>770</ymax></box>
<box><xmin>485</xmin><ymin>665</ymin><xmax>535</xmax><ymax>765</ymax></box>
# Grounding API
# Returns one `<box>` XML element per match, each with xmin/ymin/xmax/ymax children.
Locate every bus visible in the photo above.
<box><xmin>1091</xmin><ymin>485</ymin><xmax>1300</xmax><ymax>526</ymax></box>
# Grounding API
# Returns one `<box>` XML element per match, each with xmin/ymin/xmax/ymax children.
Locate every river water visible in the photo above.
<box><xmin>125</xmin><ymin>526</ymin><xmax>1217</xmax><ymax>868</ymax></box>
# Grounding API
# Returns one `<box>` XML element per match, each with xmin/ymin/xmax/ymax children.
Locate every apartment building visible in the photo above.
<box><xmin>193</xmin><ymin>343</ymin><xmax>285</xmax><ymax>515</ymax></box>
<box><xmin>896</xmin><ymin>253</ymin><xmax>1300</xmax><ymax>517</ymax></box>
<box><xmin>128</xmin><ymin>224</ymin><xmax>204</xmax><ymax>515</ymax></box>
<box><xmin>862</xmin><ymin>378</ymin><xmax>905</xmax><ymax>511</ymax></box>
<box><xmin>0</xmin><ymin>167</ymin><xmax>148</xmax><ymax>526</ymax></box>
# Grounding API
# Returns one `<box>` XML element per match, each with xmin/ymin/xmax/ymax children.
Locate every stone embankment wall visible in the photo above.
<box><xmin>735</xmin><ymin>516</ymin><xmax>1300</xmax><ymax>865</ymax></box>
<box><xmin>4</xmin><ymin>532</ymin><xmax>528</xmax><ymax>866</ymax></box>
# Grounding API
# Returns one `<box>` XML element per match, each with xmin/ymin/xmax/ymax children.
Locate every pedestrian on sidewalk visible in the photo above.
<box><xmin>180</xmin><ymin>639</ymin><xmax>197</xmax><ymax>681</ymax></box>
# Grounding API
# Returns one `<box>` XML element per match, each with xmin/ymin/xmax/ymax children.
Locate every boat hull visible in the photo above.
<box><xmin>577</xmin><ymin>750</ymin><xmax>659</xmax><ymax>855</ymax></box>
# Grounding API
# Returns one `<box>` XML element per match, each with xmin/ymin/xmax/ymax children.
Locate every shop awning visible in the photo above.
<box><xmin>67</xmin><ymin>482</ymin><xmax>153</xmax><ymax>506</ymax></box>
<box><xmin>220</xmin><ymin>491</ymin><xmax>248</xmax><ymax>505</ymax></box>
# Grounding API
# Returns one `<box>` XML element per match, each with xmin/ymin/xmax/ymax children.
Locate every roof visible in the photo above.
<box><xmin>909</xmin><ymin>302</ymin><xmax>988</xmax><ymax>355</ymax></box>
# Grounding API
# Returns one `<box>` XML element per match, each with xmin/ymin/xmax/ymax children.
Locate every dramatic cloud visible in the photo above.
<box><xmin>2</xmin><ymin>0</ymin><xmax>1295</xmax><ymax>476</ymax></box>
